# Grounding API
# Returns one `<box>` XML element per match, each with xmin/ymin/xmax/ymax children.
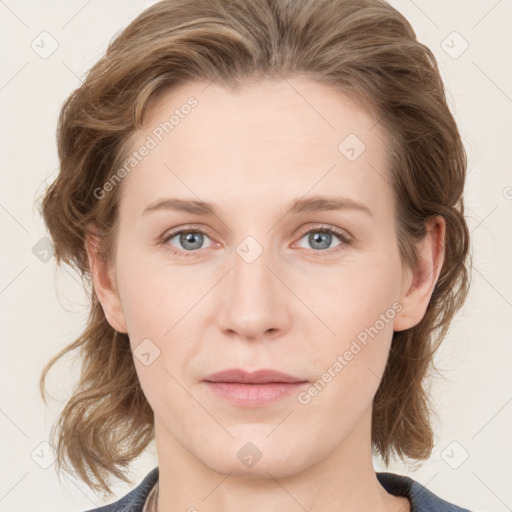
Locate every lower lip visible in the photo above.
<box><xmin>203</xmin><ymin>381</ymin><xmax>308</xmax><ymax>407</ymax></box>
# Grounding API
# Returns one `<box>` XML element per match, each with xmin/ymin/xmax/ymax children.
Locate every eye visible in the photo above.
<box><xmin>160</xmin><ymin>224</ymin><xmax>352</xmax><ymax>258</ymax></box>
<box><xmin>296</xmin><ymin>226</ymin><xmax>351</xmax><ymax>254</ymax></box>
<box><xmin>162</xmin><ymin>228</ymin><xmax>214</xmax><ymax>255</ymax></box>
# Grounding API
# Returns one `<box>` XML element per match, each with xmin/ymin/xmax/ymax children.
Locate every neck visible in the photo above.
<box><xmin>153</xmin><ymin>408</ymin><xmax>407</xmax><ymax>512</ymax></box>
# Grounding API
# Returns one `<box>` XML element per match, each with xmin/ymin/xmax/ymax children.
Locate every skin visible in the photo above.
<box><xmin>86</xmin><ymin>78</ymin><xmax>445</xmax><ymax>512</ymax></box>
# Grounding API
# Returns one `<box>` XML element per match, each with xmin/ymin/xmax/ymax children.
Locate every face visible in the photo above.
<box><xmin>90</xmin><ymin>78</ymin><xmax>438</xmax><ymax>479</ymax></box>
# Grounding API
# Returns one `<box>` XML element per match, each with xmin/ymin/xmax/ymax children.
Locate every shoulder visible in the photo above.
<box><xmin>83</xmin><ymin>467</ymin><xmax>159</xmax><ymax>512</ymax></box>
<box><xmin>82</xmin><ymin>467</ymin><xmax>472</xmax><ymax>512</ymax></box>
<box><xmin>377</xmin><ymin>471</ymin><xmax>473</xmax><ymax>512</ymax></box>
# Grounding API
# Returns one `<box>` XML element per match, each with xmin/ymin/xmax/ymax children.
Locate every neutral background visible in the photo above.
<box><xmin>1</xmin><ymin>1</ymin><xmax>511</xmax><ymax>511</ymax></box>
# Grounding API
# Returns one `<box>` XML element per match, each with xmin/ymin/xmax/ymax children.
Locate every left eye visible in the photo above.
<box><xmin>297</xmin><ymin>228</ymin><xmax>346</xmax><ymax>251</ymax></box>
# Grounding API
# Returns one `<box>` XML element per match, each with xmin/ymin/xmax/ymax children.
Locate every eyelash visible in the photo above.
<box><xmin>160</xmin><ymin>224</ymin><xmax>352</xmax><ymax>258</ymax></box>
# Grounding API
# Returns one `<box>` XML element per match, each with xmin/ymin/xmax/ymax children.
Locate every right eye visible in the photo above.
<box><xmin>161</xmin><ymin>228</ymin><xmax>215</xmax><ymax>256</ymax></box>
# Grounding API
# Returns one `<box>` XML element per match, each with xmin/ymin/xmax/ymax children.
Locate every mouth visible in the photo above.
<box><xmin>202</xmin><ymin>369</ymin><xmax>309</xmax><ymax>407</ymax></box>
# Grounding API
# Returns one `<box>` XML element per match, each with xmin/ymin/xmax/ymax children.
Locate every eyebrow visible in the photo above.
<box><xmin>142</xmin><ymin>195</ymin><xmax>373</xmax><ymax>218</ymax></box>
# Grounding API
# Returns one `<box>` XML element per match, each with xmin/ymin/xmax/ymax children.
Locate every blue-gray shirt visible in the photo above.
<box><xmin>86</xmin><ymin>467</ymin><xmax>472</xmax><ymax>511</ymax></box>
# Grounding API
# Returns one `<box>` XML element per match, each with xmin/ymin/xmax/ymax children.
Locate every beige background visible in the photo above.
<box><xmin>0</xmin><ymin>0</ymin><xmax>511</xmax><ymax>510</ymax></box>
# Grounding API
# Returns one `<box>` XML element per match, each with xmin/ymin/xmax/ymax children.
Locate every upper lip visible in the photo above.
<box><xmin>203</xmin><ymin>369</ymin><xmax>307</xmax><ymax>384</ymax></box>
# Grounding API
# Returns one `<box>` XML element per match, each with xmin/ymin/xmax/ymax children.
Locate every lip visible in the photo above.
<box><xmin>202</xmin><ymin>369</ymin><xmax>309</xmax><ymax>407</ymax></box>
<box><xmin>203</xmin><ymin>368</ymin><xmax>306</xmax><ymax>384</ymax></box>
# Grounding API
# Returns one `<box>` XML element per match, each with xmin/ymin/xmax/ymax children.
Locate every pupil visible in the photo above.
<box><xmin>311</xmin><ymin>232</ymin><xmax>330</xmax><ymax>250</ymax></box>
<box><xmin>181</xmin><ymin>232</ymin><xmax>202</xmax><ymax>250</ymax></box>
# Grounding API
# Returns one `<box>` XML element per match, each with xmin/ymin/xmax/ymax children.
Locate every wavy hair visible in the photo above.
<box><xmin>38</xmin><ymin>0</ymin><xmax>471</xmax><ymax>496</ymax></box>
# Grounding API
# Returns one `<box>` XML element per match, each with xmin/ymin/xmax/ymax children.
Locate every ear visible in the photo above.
<box><xmin>393</xmin><ymin>216</ymin><xmax>445</xmax><ymax>332</ymax></box>
<box><xmin>84</xmin><ymin>223</ymin><xmax>128</xmax><ymax>333</ymax></box>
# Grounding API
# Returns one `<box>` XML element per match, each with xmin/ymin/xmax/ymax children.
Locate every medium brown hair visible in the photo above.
<box><xmin>38</xmin><ymin>0</ymin><xmax>471</xmax><ymax>496</ymax></box>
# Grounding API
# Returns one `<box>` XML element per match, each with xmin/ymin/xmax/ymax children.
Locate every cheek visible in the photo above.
<box><xmin>299</xmin><ymin>255</ymin><xmax>401</xmax><ymax>397</ymax></box>
<box><xmin>300</xmin><ymin>312</ymin><xmax>395</xmax><ymax>425</ymax></box>
<box><xmin>114</xmin><ymin>250</ymin><xmax>208</xmax><ymax>389</ymax></box>
<box><xmin>114</xmin><ymin>247</ymin><xmax>202</xmax><ymax>338</ymax></box>
<box><xmin>297</xmin><ymin>253</ymin><xmax>402</xmax><ymax>340</ymax></box>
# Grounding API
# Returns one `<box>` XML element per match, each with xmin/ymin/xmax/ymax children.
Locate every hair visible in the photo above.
<box><xmin>38</xmin><ymin>0</ymin><xmax>471</xmax><ymax>497</ymax></box>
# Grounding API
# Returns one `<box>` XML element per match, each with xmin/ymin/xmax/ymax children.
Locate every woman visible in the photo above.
<box><xmin>39</xmin><ymin>0</ymin><xmax>472</xmax><ymax>510</ymax></box>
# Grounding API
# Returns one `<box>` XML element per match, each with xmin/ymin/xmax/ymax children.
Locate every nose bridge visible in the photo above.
<box><xmin>219</xmin><ymin>233</ymin><xmax>289</xmax><ymax>339</ymax></box>
<box><xmin>233</xmin><ymin>235</ymin><xmax>272</xmax><ymax>297</ymax></box>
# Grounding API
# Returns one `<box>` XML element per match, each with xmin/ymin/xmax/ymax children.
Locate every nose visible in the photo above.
<box><xmin>216</xmin><ymin>240</ymin><xmax>290</xmax><ymax>342</ymax></box>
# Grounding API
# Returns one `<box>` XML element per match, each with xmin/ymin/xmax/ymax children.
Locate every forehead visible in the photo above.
<box><xmin>120</xmin><ymin>78</ymin><xmax>392</xmax><ymax>218</ymax></box>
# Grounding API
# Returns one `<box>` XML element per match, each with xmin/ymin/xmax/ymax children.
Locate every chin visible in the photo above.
<box><xmin>203</xmin><ymin>452</ymin><xmax>305</xmax><ymax>480</ymax></box>
<box><xmin>195</xmin><ymin>432</ymin><xmax>316</xmax><ymax>480</ymax></box>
